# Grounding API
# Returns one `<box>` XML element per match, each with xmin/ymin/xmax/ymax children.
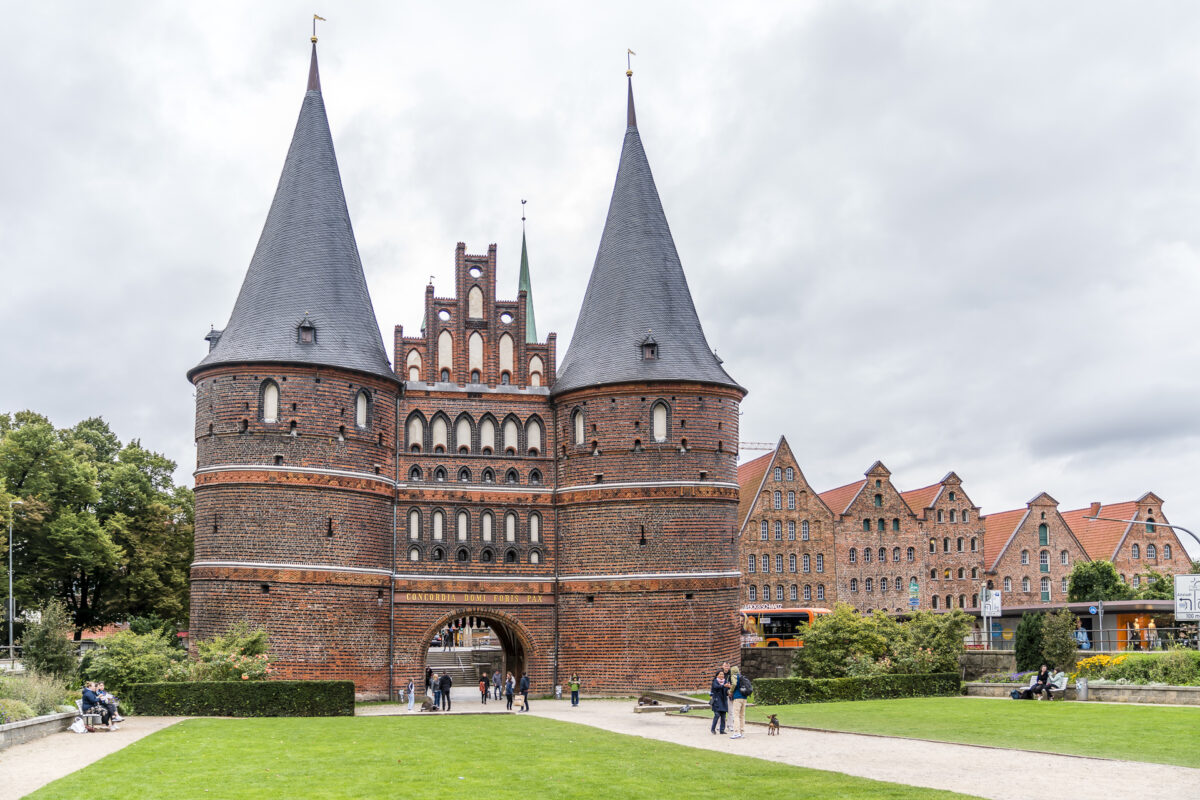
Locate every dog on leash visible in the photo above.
<box><xmin>766</xmin><ymin>714</ymin><xmax>780</xmax><ymax>735</ymax></box>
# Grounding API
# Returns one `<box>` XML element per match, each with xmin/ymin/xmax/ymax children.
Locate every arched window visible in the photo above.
<box><xmin>498</xmin><ymin>333</ymin><xmax>514</xmax><ymax>377</ymax></box>
<box><xmin>850</xmin><ymin>578</ymin><xmax>858</xmax><ymax>593</ymax></box>
<box><xmin>944</xmin><ymin>568</ymin><xmax>951</xmax><ymax>580</ymax></box>
<box><xmin>787</xmin><ymin>491</ymin><xmax>795</xmax><ymax>510</ymax></box>
<box><xmin>433</xmin><ymin>466</ymin><xmax>446</xmax><ymax>482</ymax></box>
<box><xmin>748</xmin><ymin>586</ymin><xmax>757</xmax><ymax>602</ymax></box>
<box><xmin>774</xmin><ymin>521</ymin><xmax>782</xmax><ymax>540</ymax></box>
<box><xmin>481</xmin><ymin>549</ymin><xmax>494</xmax><ymax>563</ymax></box>
<box><xmin>873</xmin><ymin>493</ymin><xmax>883</xmax><ymax>507</ymax></box>
<box><xmin>431</xmin><ymin>416</ymin><xmax>448</xmax><ymax>452</ymax></box>
<box><xmin>529</xmin><ymin>356</ymin><xmax>544</xmax><ymax>387</ymax></box>
<box><xmin>878</xmin><ymin>518</ymin><xmax>886</xmax><ymax>532</ymax></box>
<box><xmin>503</xmin><ymin>418</ymin><xmax>519</xmax><ymax>454</ymax></box>
<box><xmin>355</xmin><ymin>390</ymin><xmax>369</xmax><ymax>429</ymax></box>
<box><xmin>505</xmin><ymin>512</ymin><xmax>517</xmax><ymax>542</ymax></box>
<box><xmin>929</xmin><ymin>538</ymin><xmax>936</xmax><ymax>554</ymax></box>
<box><xmin>943</xmin><ymin>537</ymin><xmax>950</xmax><ymax>553</ymax></box>
<box><xmin>956</xmin><ymin>538</ymin><xmax>963</xmax><ymax>552</ymax></box>
<box><xmin>480</xmin><ymin>417</ymin><xmax>496</xmax><ymax>454</ymax></box>
<box><xmin>775</xmin><ymin>467</ymin><xmax>782</xmax><ymax>481</ymax></box>
<box><xmin>937</xmin><ymin>509</ymin><xmax>944</xmax><ymax>523</ymax></box>
<box><xmin>774</xmin><ymin>554</ymin><xmax>783</xmax><ymax>572</ymax></box>
<box><xmin>878</xmin><ymin>547</ymin><xmax>886</xmax><ymax>562</ymax></box>
<box><xmin>801</xmin><ymin>520</ymin><xmax>810</xmax><ymax>540</ymax></box>
<box><xmin>505</xmin><ymin>549</ymin><xmax>517</xmax><ymax>564</ymax></box>
<box><xmin>1004</xmin><ymin>576</ymin><xmax>1012</xmax><ymax>592</ymax></box>
<box><xmin>760</xmin><ymin>520</ymin><xmax>768</xmax><ymax>540</ymax></box>
<box><xmin>762</xmin><ymin>584</ymin><xmax>770</xmax><ymax>600</ymax></box>
<box><xmin>949</xmin><ymin>509</ymin><xmax>956</xmax><ymax>523</ymax></box>
<box><xmin>817</xmin><ymin>584</ymin><xmax>826</xmax><ymax>601</ymax></box>
<box><xmin>862</xmin><ymin>519</ymin><xmax>871</xmax><ymax>532</ymax></box>
<box><xmin>457</xmin><ymin>467</ymin><xmax>471</xmax><ymax>483</ymax></box>
<box><xmin>761</xmin><ymin>554</ymin><xmax>768</xmax><ymax>573</ymax></box>
<box><xmin>866</xmin><ymin>578</ymin><xmax>873</xmax><ymax>592</ymax></box>
<box><xmin>1038</xmin><ymin>523</ymin><xmax>1049</xmax><ymax>546</ymax></box>
<box><xmin>788</xmin><ymin>521</ymin><xmax>796</xmax><ymax>540</ymax></box>
<box><xmin>892</xmin><ymin>518</ymin><xmax>900</xmax><ymax>532</ymax></box>
<box><xmin>1021</xmin><ymin>577</ymin><xmax>1030</xmax><ymax>593</ymax></box>
<box><xmin>1020</xmin><ymin>549</ymin><xmax>1029</xmax><ymax>565</ymax></box>
<box><xmin>776</xmin><ymin>585</ymin><xmax>785</xmax><ymax>601</ymax></box>
<box><xmin>881</xmin><ymin>577</ymin><xmax>889</xmax><ymax>592</ymax></box>
<box><xmin>408</xmin><ymin>546</ymin><xmax>420</xmax><ymax>562</ymax></box>
<box><xmin>432</xmin><ymin>510</ymin><xmax>444</xmax><ymax>540</ymax></box>
<box><xmin>864</xmin><ymin>548</ymin><xmax>872</xmax><ymax>564</ymax></box>
<box><xmin>530</xmin><ymin>550</ymin><xmax>541</xmax><ymax>565</ymax></box>
<box><xmin>526</xmin><ymin>418</ymin><xmax>543</xmax><ymax>455</ymax></box>
<box><xmin>468</xmin><ymin>332</ymin><xmax>483</xmax><ymax>376</ymax></box>
<box><xmin>482</xmin><ymin>468</ymin><xmax>495</xmax><ymax>484</ymax></box>
<box><xmin>849</xmin><ymin>547</ymin><xmax>857</xmax><ymax>563</ymax></box>
<box><xmin>1131</xmin><ymin>543</ymin><xmax>1141</xmax><ymax>558</ymax></box>
<box><xmin>957</xmin><ymin>567</ymin><xmax>965</xmax><ymax>579</ymax></box>
<box><xmin>786</xmin><ymin>468</ymin><xmax>794</xmax><ymax>480</ymax></box>
<box><xmin>970</xmin><ymin>537</ymin><xmax>977</xmax><ymax>552</ymax></box>
<box><xmin>438</xmin><ymin>330</ymin><xmax>453</xmax><ymax>375</ymax></box>
<box><xmin>456</xmin><ymin>416</ymin><xmax>472</xmax><ymax>453</ymax></box>
<box><xmin>409</xmin><ymin>466</ymin><xmax>422</xmax><ymax>481</ymax></box>
<box><xmin>816</xmin><ymin>554</ymin><xmax>824</xmax><ymax>573</ymax></box>
<box><xmin>408</xmin><ymin>509</ymin><xmax>420</xmax><ymax>540</ymax></box>
<box><xmin>456</xmin><ymin>547</ymin><xmax>469</xmax><ymax>562</ymax></box>
<box><xmin>572</xmin><ymin>409</ymin><xmax>584</xmax><ymax>446</ymax></box>
<box><xmin>802</xmin><ymin>553</ymin><xmax>811</xmax><ymax>573</ymax></box>
<box><xmin>971</xmin><ymin>567</ymin><xmax>978</xmax><ymax>579</ymax></box>
<box><xmin>457</xmin><ymin>511</ymin><xmax>468</xmax><ymax>541</ymax></box>
<box><xmin>529</xmin><ymin>469</ymin><xmax>542</xmax><ymax>485</ymax></box>
<box><xmin>505</xmin><ymin>469</ymin><xmax>519</xmax><ymax>485</ymax></box>
<box><xmin>406</xmin><ymin>349</ymin><xmax>422</xmax><ymax>382</ymax></box>
<box><xmin>1040</xmin><ymin>576</ymin><xmax>1050</xmax><ymax>600</ymax></box>
<box><xmin>652</xmin><ymin>402</ymin><xmax>668</xmax><ymax>442</ymax></box>
<box><xmin>792</xmin><ymin>585</ymin><xmax>800</xmax><ymax>601</ymax></box>
<box><xmin>432</xmin><ymin>546</ymin><xmax>445</xmax><ymax>561</ymax></box>
<box><xmin>1164</xmin><ymin>544</ymin><xmax>1172</xmax><ymax>559</ymax></box>
<box><xmin>931</xmin><ymin>595</ymin><xmax>939</xmax><ymax>609</ymax></box>
<box><xmin>1060</xmin><ymin>550</ymin><xmax>1069</xmax><ymax>565</ymax></box>
<box><xmin>481</xmin><ymin>511</ymin><xmax>494</xmax><ymax>542</ymax></box>
<box><xmin>930</xmin><ymin>568</ymin><xmax>937</xmax><ymax>580</ymax></box>
<box><xmin>747</xmin><ymin>554</ymin><xmax>756</xmax><ymax>573</ymax></box>
<box><xmin>261</xmin><ymin>381</ymin><xmax>279</xmax><ymax>423</ymax></box>
<box><xmin>773</xmin><ymin>491</ymin><xmax>782</xmax><ymax>510</ymax></box>
<box><xmin>972</xmin><ymin>593</ymin><xmax>978</xmax><ymax>607</ymax></box>
<box><xmin>468</xmin><ymin>285</ymin><xmax>483</xmax><ymax>318</ymax></box>
<box><xmin>789</xmin><ymin>553</ymin><xmax>797</xmax><ymax>572</ymax></box>
<box><xmin>963</xmin><ymin>511</ymin><xmax>970</xmax><ymax>523</ymax></box>
<box><xmin>906</xmin><ymin>547</ymin><xmax>914</xmax><ymax>562</ymax></box>
<box><xmin>892</xmin><ymin>547</ymin><xmax>900</xmax><ymax>562</ymax></box>
<box><xmin>529</xmin><ymin>513</ymin><xmax>541</xmax><ymax>543</ymax></box>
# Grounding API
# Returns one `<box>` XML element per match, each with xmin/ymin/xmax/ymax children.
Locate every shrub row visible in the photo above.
<box><xmin>1073</xmin><ymin>651</ymin><xmax>1200</xmax><ymax>686</ymax></box>
<box><xmin>125</xmin><ymin>680</ymin><xmax>355</xmax><ymax>717</ymax></box>
<box><xmin>753</xmin><ymin>672</ymin><xmax>961</xmax><ymax>706</ymax></box>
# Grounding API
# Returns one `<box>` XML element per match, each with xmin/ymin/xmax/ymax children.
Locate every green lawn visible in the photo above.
<box><xmin>27</xmin><ymin>715</ymin><xmax>980</xmax><ymax>800</ymax></box>
<box><xmin>744</xmin><ymin>697</ymin><xmax>1200</xmax><ymax>767</ymax></box>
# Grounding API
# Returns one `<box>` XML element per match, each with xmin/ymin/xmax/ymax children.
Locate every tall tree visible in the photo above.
<box><xmin>1067</xmin><ymin>560</ymin><xmax>1133</xmax><ymax>602</ymax></box>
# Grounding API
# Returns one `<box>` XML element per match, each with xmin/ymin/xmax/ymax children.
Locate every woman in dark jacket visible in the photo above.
<box><xmin>710</xmin><ymin>670</ymin><xmax>729</xmax><ymax>734</ymax></box>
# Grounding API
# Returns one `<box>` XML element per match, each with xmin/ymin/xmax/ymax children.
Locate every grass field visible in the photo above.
<box><xmin>27</xmin><ymin>715</ymin><xmax>981</xmax><ymax>800</ymax></box>
<box><xmin>743</xmin><ymin>697</ymin><xmax>1200</xmax><ymax>767</ymax></box>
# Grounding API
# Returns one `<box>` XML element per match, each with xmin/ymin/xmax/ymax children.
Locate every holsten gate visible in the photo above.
<box><xmin>187</xmin><ymin>42</ymin><xmax>746</xmax><ymax>697</ymax></box>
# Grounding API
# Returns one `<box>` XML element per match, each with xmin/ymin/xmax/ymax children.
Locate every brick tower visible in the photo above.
<box><xmin>551</xmin><ymin>73</ymin><xmax>747</xmax><ymax>688</ymax></box>
<box><xmin>187</xmin><ymin>41</ymin><xmax>400</xmax><ymax>694</ymax></box>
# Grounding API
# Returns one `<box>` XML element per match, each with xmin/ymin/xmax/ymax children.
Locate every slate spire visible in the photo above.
<box><xmin>189</xmin><ymin>42</ymin><xmax>396</xmax><ymax>383</ymax></box>
<box><xmin>552</xmin><ymin>73</ymin><xmax>741</xmax><ymax>395</ymax></box>
<box><xmin>518</xmin><ymin>209</ymin><xmax>538</xmax><ymax>344</ymax></box>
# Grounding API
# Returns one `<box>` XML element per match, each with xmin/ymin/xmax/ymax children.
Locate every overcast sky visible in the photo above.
<box><xmin>3</xmin><ymin>2</ymin><xmax>1198</xmax><ymax>558</ymax></box>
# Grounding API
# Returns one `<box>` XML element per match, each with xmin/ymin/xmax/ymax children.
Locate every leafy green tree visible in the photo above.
<box><xmin>792</xmin><ymin>605</ymin><xmax>894</xmax><ymax>678</ymax></box>
<box><xmin>18</xmin><ymin>600</ymin><xmax>76</xmax><ymax>676</ymax></box>
<box><xmin>1040</xmin><ymin>608</ymin><xmax>1078</xmax><ymax>671</ymax></box>
<box><xmin>1135</xmin><ymin>569</ymin><xmax>1174</xmax><ymax>600</ymax></box>
<box><xmin>1014</xmin><ymin>612</ymin><xmax>1045</xmax><ymax>672</ymax></box>
<box><xmin>898</xmin><ymin>609</ymin><xmax>974</xmax><ymax>673</ymax></box>
<box><xmin>1190</xmin><ymin>559</ymin><xmax>1200</xmax><ymax>575</ymax></box>
<box><xmin>80</xmin><ymin>629</ymin><xmax>183</xmax><ymax>696</ymax></box>
<box><xmin>1067</xmin><ymin>560</ymin><xmax>1133</xmax><ymax>602</ymax></box>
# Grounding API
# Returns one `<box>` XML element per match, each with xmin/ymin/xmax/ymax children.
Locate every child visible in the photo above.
<box><xmin>569</xmin><ymin>674</ymin><xmax>581</xmax><ymax>706</ymax></box>
<box><xmin>479</xmin><ymin>674</ymin><xmax>489</xmax><ymax>705</ymax></box>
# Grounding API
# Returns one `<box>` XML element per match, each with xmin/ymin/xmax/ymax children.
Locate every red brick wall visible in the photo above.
<box><xmin>987</xmin><ymin>497</ymin><xmax>1087</xmax><ymax>605</ymax></box>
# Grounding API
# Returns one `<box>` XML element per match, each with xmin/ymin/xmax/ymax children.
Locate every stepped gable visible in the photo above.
<box><xmin>189</xmin><ymin>43</ymin><xmax>395</xmax><ymax>383</ymax></box>
<box><xmin>553</xmin><ymin>75</ymin><xmax>741</xmax><ymax>395</ymax></box>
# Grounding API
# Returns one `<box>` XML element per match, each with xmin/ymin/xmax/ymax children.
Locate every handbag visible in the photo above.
<box><xmin>515</xmin><ymin>694</ymin><xmax>526</xmax><ymax>706</ymax></box>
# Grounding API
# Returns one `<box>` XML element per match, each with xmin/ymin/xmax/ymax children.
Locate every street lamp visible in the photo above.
<box><xmin>7</xmin><ymin>499</ymin><xmax>22</xmax><ymax>667</ymax></box>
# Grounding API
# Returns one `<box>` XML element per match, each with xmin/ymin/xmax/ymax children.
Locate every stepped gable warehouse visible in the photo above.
<box><xmin>188</xmin><ymin>43</ymin><xmax>745</xmax><ymax>696</ymax></box>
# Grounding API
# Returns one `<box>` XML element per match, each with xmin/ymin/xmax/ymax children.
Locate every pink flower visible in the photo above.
<box><xmin>241</xmin><ymin>674</ymin><xmax>249</xmax><ymax>680</ymax></box>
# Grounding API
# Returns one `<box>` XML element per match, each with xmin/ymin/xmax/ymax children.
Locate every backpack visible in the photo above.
<box><xmin>738</xmin><ymin>675</ymin><xmax>753</xmax><ymax>698</ymax></box>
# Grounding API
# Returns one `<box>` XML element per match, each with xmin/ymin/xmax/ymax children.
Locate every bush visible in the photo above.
<box><xmin>753</xmin><ymin>673</ymin><xmax>960</xmax><ymax>705</ymax></box>
<box><xmin>124</xmin><ymin>680</ymin><xmax>354</xmax><ymax>717</ymax></box>
<box><xmin>80</xmin><ymin>630</ymin><xmax>183</xmax><ymax>696</ymax></box>
<box><xmin>164</xmin><ymin>621</ymin><xmax>274</xmax><ymax>682</ymax></box>
<box><xmin>1040</xmin><ymin>608</ymin><xmax>1078</xmax><ymax>671</ymax></box>
<box><xmin>895</xmin><ymin>610</ymin><xmax>974</xmax><ymax>673</ymax></box>
<box><xmin>1013</xmin><ymin>613</ymin><xmax>1045</xmax><ymax>672</ymax></box>
<box><xmin>791</xmin><ymin>605</ymin><xmax>969</xmax><ymax>679</ymax></box>
<box><xmin>0</xmin><ymin>672</ymin><xmax>76</xmax><ymax>715</ymax></box>
<box><xmin>18</xmin><ymin>600</ymin><xmax>76</xmax><ymax>677</ymax></box>
<box><xmin>0</xmin><ymin>697</ymin><xmax>36</xmax><ymax>724</ymax></box>
<box><xmin>1149</xmin><ymin>650</ymin><xmax>1200</xmax><ymax>685</ymax></box>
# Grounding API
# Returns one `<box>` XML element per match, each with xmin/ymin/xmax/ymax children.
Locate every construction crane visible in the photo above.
<box><xmin>739</xmin><ymin>442</ymin><xmax>775</xmax><ymax>451</ymax></box>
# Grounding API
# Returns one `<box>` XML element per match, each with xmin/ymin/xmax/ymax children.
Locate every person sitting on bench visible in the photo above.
<box><xmin>82</xmin><ymin>682</ymin><xmax>116</xmax><ymax>730</ymax></box>
<box><xmin>1021</xmin><ymin>665</ymin><xmax>1052</xmax><ymax>700</ymax></box>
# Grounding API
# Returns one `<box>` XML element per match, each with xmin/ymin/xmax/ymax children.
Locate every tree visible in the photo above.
<box><xmin>18</xmin><ymin>600</ymin><xmax>76</xmax><ymax>676</ymax></box>
<box><xmin>898</xmin><ymin>609</ymin><xmax>974</xmax><ymax>673</ymax></box>
<box><xmin>1067</xmin><ymin>560</ymin><xmax>1133</xmax><ymax>602</ymax></box>
<box><xmin>791</xmin><ymin>605</ymin><xmax>894</xmax><ymax>678</ymax></box>
<box><xmin>1040</xmin><ymin>608</ymin><xmax>1078</xmax><ymax>671</ymax></box>
<box><xmin>1135</xmin><ymin>569</ymin><xmax>1173</xmax><ymax>600</ymax></box>
<box><xmin>79</xmin><ymin>629</ymin><xmax>182</xmax><ymax>696</ymax></box>
<box><xmin>1190</xmin><ymin>559</ymin><xmax>1200</xmax><ymax>575</ymax></box>
<box><xmin>1014</xmin><ymin>612</ymin><xmax>1045</xmax><ymax>672</ymax></box>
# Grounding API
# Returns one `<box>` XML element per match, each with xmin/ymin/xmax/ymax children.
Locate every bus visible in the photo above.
<box><xmin>740</xmin><ymin>606</ymin><xmax>830</xmax><ymax>647</ymax></box>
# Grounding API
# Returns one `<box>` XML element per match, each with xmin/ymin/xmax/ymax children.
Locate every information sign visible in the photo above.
<box><xmin>1175</xmin><ymin>574</ymin><xmax>1200</xmax><ymax>621</ymax></box>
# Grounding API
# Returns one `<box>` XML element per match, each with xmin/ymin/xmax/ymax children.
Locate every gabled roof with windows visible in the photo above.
<box><xmin>737</xmin><ymin>450</ymin><xmax>775</xmax><ymax>530</ymax></box>
<box><xmin>1061</xmin><ymin>501</ymin><xmax>1139</xmax><ymax>562</ymax></box>
<box><xmin>900</xmin><ymin>482</ymin><xmax>942</xmax><ymax>516</ymax></box>
<box><xmin>190</xmin><ymin>43</ymin><xmax>396</xmax><ymax>383</ymax></box>
<box><xmin>817</xmin><ymin>479</ymin><xmax>867</xmax><ymax>516</ymax></box>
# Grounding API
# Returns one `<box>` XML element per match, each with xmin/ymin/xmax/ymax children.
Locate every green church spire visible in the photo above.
<box><xmin>519</xmin><ymin>202</ymin><xmax>538</xmax><ymax>344</ymax></box>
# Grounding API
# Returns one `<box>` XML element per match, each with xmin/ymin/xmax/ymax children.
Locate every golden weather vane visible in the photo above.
<box><xmin>312</xmin><ymin>14</ymin><xmax>326</xmax><ymax>42</ymax></box>
<box><xmin>627</xmin><ymin>48</ymin><xmax>636</xmax><ymax>76</ymax></box>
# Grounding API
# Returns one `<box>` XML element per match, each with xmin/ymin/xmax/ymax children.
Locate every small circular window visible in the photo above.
<box><xmin>469</xmin><ymin>266</ymin><xmax>483</xmax><ymax>278</ymax></box>
<box><xmin>438</xmin><ymin>309</ymin><xmax>451</xmax><ymax>321</ymax></box>
<box><xmin>500</xmin><ymin>312</ymin><xmax>513</xmax><ymax>324</ymax></box>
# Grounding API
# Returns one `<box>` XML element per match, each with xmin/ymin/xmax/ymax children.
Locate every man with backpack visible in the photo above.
<box><xmin>728</xmin><ymin>666</ymin><xmax>752</xmax><ymax>739</ymax></box>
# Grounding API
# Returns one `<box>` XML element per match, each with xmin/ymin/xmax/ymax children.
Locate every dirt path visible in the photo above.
<box><xmin>527</xmin><ymin>700</ymin><xmax>1200</xmax><ymax>800</ymax></box>
<box><xmin>1</xmin><ymin>716</ymin><xmax>184</xmax><ymax>800</ymax></box>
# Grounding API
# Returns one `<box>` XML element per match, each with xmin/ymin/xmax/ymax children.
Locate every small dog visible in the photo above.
<box><xmin>766</xmin><ymin>714</ymin><xmax>780</xmax><ymax>735</ymax></box>
<box><xmin>636</xmin><ymin>695</ymin><xmax>660</xmax><ymax>706</ymax></box>
<box><xmin>420</xmin><ymin>699</ymin><xmax>439</xmax><ymax>712</ymax></box>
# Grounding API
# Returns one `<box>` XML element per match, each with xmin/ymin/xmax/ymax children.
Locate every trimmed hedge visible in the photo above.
<box><xmin>752</xmin><ymin>673</ymin><xmax>960</xmax><ymax>705</ymax></box>
<box><xmin>125</xmin><ymin>680</ymin><xmax>354</xmax><ymax>717</ymax></box>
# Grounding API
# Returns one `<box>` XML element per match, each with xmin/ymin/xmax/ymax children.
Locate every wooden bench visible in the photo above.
<box><xmin>75</xmin><ymin>699</ymin><xmax>104</xmax><ymax>727</ymax></box>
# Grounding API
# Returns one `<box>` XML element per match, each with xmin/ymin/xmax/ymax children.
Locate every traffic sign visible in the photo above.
<box><xmin>908</xmin><ymin>596</ymin><xmax>918</xmax><ymax>609</ymax></box>
<box><xmin>1089</xmin><ymin>606</ymin><xmax>1098</xmax><ymax>615</ymax></box>
<box><xmin>1175</xmin><ymin>574</ymin><xmax>1200</xmax><ymax>621</ymax></box>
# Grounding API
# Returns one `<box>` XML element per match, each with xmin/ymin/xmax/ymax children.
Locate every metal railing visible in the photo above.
<box><xmin>967</xmin><ymin>626</ymin><xmax>1198</xmax><ymax>652</ymax></box>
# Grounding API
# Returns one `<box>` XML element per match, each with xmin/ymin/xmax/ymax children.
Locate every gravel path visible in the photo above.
<box><xmin>527</xmin><ymin>700</ymin><xmax>1200</xmax><ymax>800</ymax></box>
<box><xmin>1</xmin><ymin>716</ymin><xmax>184</xmax><ymax>800</ymax></box>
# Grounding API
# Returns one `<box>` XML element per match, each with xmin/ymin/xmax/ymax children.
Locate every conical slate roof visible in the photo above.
<box><xmin>553</xmin><ymin>77</ymin><xmax>741</xmax><ymax>396</ymax></box>
<box><xmin>189</xmin><ymin>44</ymin><xmax>396</xmax><ymax>383</ymax></box>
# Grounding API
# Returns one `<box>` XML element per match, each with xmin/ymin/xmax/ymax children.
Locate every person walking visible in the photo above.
<box><xmin>519</xmin><ymin>672</ymin><xmax>531</xmax><ymax>712</ymax></box>
<box><xmin>439</xmin><ymin>671</ymin><xmax>453</xmax><ymax>711</ymax></box>
<box><xmin>568</xmin><ymin>674</ymin><xmax>581</xmax><ymax>707</ymax></box>
<box><xmin>504</xmin><ymin>671</ymin><xmax>515</xmax><ymax>710</ymax></box>
<box><xmin>728</xmin><ymin>666</ymin><xmax>750</xmax><ymax>739</ymax></box>
<box><xmin>709</xmin><ymin>670</ymin><xmax>729</xmax><ymax>735</ymax></box>
<box><xmin>406</xmin><ymin>677</ymin><xmax>416</xmax><ymax>712</ymax></box>
<box><xmin>425</xmin><ymin>666</ymin><xmax>433</xmax><ymax>696</ymax></box>
<box><xmin>442</xmin><ymin>625</ymin><xmax>452</xmax><ymax>652</ymax></box>
<box><xmin>492</xmin><ymin>670</ymin><xmax>502</xmax><ymax>700</ymax></box>
<box><xmin>433</xmin><ymin>672</ymin><xmax>443</xmax><ymax>709</ymax></box>
<box><xmin>479</xmin><ymin>673</ymin><xmax>489</xmax><ymax>705</ymax></box>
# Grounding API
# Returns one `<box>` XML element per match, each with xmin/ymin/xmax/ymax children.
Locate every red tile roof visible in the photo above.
<box><xmin>983</xmin><ymin>508</ymin><xmax>1027</xmax><ymax>568</ymax></box>
<box><xmin>818</xmin><ymin>479</ymin><xmax>866</xmax><ymax>516</ymax></box>
<box><xmin>737</xmin><ymin>451</ymin><xmax>775</xmax><ymax>529</ymax></box>
<box><xmin>1061</xmin><ymin>501</ymin><xmax>1138</xmax><ymax>562</ymax></box>
<box><xmin>900</xmin><ymin>482</ymin><xmax>941</xmax><ymax>515</ymax></box>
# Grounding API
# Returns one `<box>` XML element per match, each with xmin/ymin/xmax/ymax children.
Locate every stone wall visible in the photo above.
<box><xmin>739</xmin><ymin>647</ymin><xmax>794</xmax><ymax>679</ymax></box>
<box><xmin>965</xmin><ymin>682</ymin><xmax>1200</xmax><ymax>705</ymax></box>
<box><xmin>958</xmin><ymin>650</ymin><xmax>1017</xmax><ymax>680</ymax></box>
<box><xmin>0</xmin><ymin>711</ymin><xmax>74</xmax><ymax>752</ymax></box>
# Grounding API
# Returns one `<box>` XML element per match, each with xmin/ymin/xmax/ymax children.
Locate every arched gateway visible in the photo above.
<box><xmin>188</xmin><ymin>41</ymin><xmax>744</xmax><ymax>699</ymax></box>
